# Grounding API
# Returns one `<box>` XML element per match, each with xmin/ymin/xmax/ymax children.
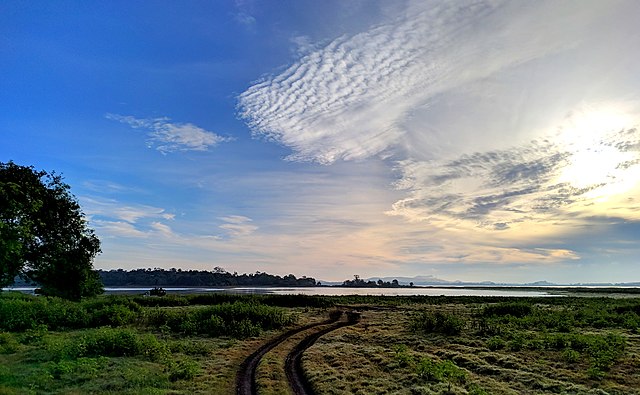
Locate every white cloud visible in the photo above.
<box><xmin>150</xmin><ymin>221</ymin><xmax>175</xmax><ymax>238</ymax></box>
<box><xmin>106</xmin><ymin>114</ymin><xmax>232</xmax><ymax>153</ymax></box>
<box><xmin>92</xmin><ymin>220</ymin><xmax>148</xmax><ymax>238</ymax></box>
<box><xmin>238</xmin><ymin>1</ymin><xmax>615</xmax><ymax>164</ymax></box>
<box><xmin>290</xmin><ymin>35</ymin><xmax>315</xmax><ymax>56</ymax></box>
<box><xmin>219</xmin><ymin>215</ymin><xmax>258</xmax><ymax>238</ymax></box>
<box><xmin>234</xmin><ymin>0</ymin><xmax>640</xmax><ymax>276</ymax></box>
<box><xmin>80</xmin><ymin>197</ymin><xmax>179</xmax><ymax>241</ymax></box>
<box><xmin>82</xmin><ymin>197</ymin><xmax>172</xmax><ymax>224</ymax></box>
<box><xmin>234</xmin><ymin>12</ymin><xmax>256</xmax><ymax>27</ymax></box>
<box><xmin>219</xmin><ymin>215</ymin><xmax>253</xmax><ymax>224</ymax></box>
<box><xmin>388</xmin><ymin>108</ymin><xmax>640</xmax><ymax>236</ymax></box>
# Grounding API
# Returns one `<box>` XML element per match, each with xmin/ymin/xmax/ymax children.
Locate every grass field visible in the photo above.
<box><xmin>0</xmin><ymin>291</ymin><xmax>639</xmax><ymax>394</ymax></box>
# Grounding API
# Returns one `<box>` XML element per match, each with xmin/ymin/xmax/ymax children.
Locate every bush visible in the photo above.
<box><xmin>17</xmin><ymin>324</ymin><xmax>48</xmax><ymax>345</ymax></box>
<box><xmin>416</xmin><ymin>357</ymin><xmax>441</xmax><ymax>381</ymax></box>
<box><xmin>47</xmin><ymin>357</ymin><xmax>107</xmax><ymax>381</ymax></box>
<box><xmin>486</xmin><ymin>336</ymin><xmax>505</xmax><ymax>351</ymax></box>
<box><xmin>145</xmin><ymin>302</ymin><xmax>294</xmax><ymax>338</ymax></box>
<box><xmin>481</xmin><ymin>302</ymin><xmax>533</xmax><ymax>318</ymax></box>
<box><xmin>0</xmin><ymin>295</ymin><xmax>90</xmax><ymax>331</ymax></box>
<box><xmin>393</xmin><ymin>344</ymin><xmax>414</xmax><ymax>367</ymax></box>
<box><xmin>133</xmin><ymin>295</ymin><xmax>190</xmax><ymax>307</ymax></box>
<box><xmin>562</xmin><ymin>348</ymin><xmax>580</xmax><ymax>364</ymax></box>
<box><xmin>45</xmin><ymin>328</ymin><xmax>168</xmax><ymax>361</ymax></box>
<box><xmin>82</xmin><ymin>328</ymin><xmax>141</xmax><ymax>357</ymax></box>
<box><xmin>168</xmin><ymin>339</ymin><xmax>210</xmax><ymax>356</ymax></box>
<box><xmin>167</xmin><ymin>357</ymin><xmax>200</xmax><ymax>382</ymax></box>
<box><xmin>415</xmin><ymin>358</ymin><xmax>466</xmax><ymax>390</ymax></box>
<box><xmin>467</xmin><ymin>383</ymin><xmax>490</xmax><ymax>395</ymax></box>
<box><xmin>507</xmin><ymin>333</ymin><xmax>526</xmax><ymax>351</ymax></box>
<box><xmin>411</xmin><ymin>311</ymin><xmax>465</xmax><ymax>335</ymax></box>
<box><xmin>83</xmin><ymin>297</ymin><xmax>141</xmax><ymax>327</ymax></box>
<box><xmin>0</xmin><ymin>332</ymin><xmax>19</xmax><ymax>354</ymax></box>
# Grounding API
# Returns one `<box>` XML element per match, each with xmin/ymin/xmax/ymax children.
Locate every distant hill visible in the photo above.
<box><xmin>358</xmin><ymin>276</ymin><xmax>640</xmax><ymax>287</ymax></box>
<box><xmin>366</xmin><ymin>275</ymin><xmax>498</xmax><ymax>286</ymax></box>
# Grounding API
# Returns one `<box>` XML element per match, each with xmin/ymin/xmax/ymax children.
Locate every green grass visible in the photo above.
<box><xmin>1</xmin><ymin>291</ymin><xmax>640</xmax><ymax>394</ymax></box>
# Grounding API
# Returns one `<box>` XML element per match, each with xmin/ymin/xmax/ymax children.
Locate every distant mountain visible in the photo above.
<box><xmin>366</xmin><ymin>275</ymin><xmax>501</xmax><ymax>286</ymax></box>
<box><xmin>360</xmin><ymin>276</ymin><xmax>640</xmax><ymax>287</ymax></box>
<box><xmin>524</xmin><ymin>280</ymin><xmax>557</xmax><ymax>286</ymax></box>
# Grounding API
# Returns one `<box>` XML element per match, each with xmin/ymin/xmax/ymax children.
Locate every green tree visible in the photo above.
<box><xmin>0</xmin><ymin>161</ymin><xmax>103</xmax><ymax>299</ymax></box>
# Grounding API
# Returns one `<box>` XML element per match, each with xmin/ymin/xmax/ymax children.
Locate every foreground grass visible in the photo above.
<box><xmin>1</xmin><ymin>291</ymin><xmax>639</xmax><ymax>394</ymax></box>
<box><xmin>0</xmin><ymin>291</ymin><xmax>306</xmax><ymax>394</ymax></box>
<box><xmin>303</xmin><ymin>301</ymin><xmax>640</xmax><ymax>394</ymax></box>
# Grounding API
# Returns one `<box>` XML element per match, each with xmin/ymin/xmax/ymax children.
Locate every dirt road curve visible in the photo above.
<box><xmin>285</xmin><ymin>312</ymin><xmax>360</xmax><ymax>395</ymax></box>
<box><xmin>235</xmin><ymin>312</ymin><xmax>343</xmax><ymax>395</ymax></box>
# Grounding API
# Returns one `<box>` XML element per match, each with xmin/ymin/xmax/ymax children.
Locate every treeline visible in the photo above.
<box><xmin>97</xmin><ymin>267</ymin><xmax>317</xmax><ymax>287</ymax></box>
<box><xmin>342</xmin><ymin>275</ymin><xmax>413</xmax><ymax>288</ymax></box>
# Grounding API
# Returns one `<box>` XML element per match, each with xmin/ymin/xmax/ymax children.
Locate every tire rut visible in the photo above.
<box><xmin>235</xmin><ymin>312</ymin><xmax>342</xmax><ymax>395</ymax></box>
<box><xmin>285</xmin><ymin>311</ymin><xmax>361</xmax><ymax>395</ymax></box>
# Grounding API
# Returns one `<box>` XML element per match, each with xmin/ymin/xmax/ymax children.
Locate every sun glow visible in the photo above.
<box><xmin>556</xmin><ymin>106</ymin><xmax>638</xmax><ymax>199</ymax></box>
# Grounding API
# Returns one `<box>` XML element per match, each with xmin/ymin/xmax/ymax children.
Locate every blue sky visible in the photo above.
<box><xmin>3</xmin><ymin>0</ymin><xmax>640</xmax><ymax>283</ymax></box>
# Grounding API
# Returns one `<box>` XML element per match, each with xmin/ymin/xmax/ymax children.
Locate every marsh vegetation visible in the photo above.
<box><xmin>0</xmin><ymin>292</ymin><xmax>639</xmax><ymax>394</ymax></box>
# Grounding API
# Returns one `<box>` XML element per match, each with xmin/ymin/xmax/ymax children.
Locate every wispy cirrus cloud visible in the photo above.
<box><xmin>81</xmin><ymin>197</ymin><xmax>177</xmax><ymax>239</ymax></box>
<box><xmin>82</xmin><ymin>197</ymin><xmax>174</xmax><ymax>223</ymax></box>
<box><xmin>237</xmin><ymin>1</ymin><xmax>612</xmax><ymax>164</ymax></box>
<box><xmin>106</xmin><ymin>114</ymin><xmax>232</xmax><ymax>153</ymax></box>
<box><xmin>236</xmin><ymin>0</ymin><xmax>640</xmax><ymax>271</ymax></box>
<box><xmin>218</xmin><ymin>215</ymin><xmax>258</xmax><ymax>238</ymax></box>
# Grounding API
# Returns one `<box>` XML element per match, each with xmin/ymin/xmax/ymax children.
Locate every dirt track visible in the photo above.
<box><xmin>235</xmin><ymin>311</ymin><xmax>359</xmax><ymax>395</ymax></box>
<box><xmin>285</xmin><ymin>312</ymin><xmax>360</xmax><ymax>395</ymax></box>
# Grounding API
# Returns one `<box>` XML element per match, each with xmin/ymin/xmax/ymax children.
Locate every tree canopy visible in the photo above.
<box><xmin>0</xmin><ymin>161</ymin><xmax>103</xmax><ymax>299</ymax></box>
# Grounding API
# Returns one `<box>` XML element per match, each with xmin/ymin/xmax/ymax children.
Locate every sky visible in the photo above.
<box><xmin>2</xmin><ymin>0</ymin><xmax>640</xmax><ymax>283</ymax></box>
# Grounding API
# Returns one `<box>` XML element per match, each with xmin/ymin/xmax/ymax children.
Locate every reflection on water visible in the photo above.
<box><xmin>229</xmin><ymin>287</ymin><xmax>555</xmax><ymax>297</ymax></box>
<box><xmin>2</xmin><ymin>286</ymin><xmax>555</xmax><ymax>297</ymax></box>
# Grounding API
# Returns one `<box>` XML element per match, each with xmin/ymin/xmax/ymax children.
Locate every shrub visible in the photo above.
<box><xmin>415</xmin><ymin>358</ymin><xmax>466</xmax><ymax>390</ymax></box>
<box><xmin>167</xmin><ymin>357</ymin><xmax>200</xmax><ymax>381</ymax></box>
<box><xmin>588</xmin><ymin>333</ymin><xmax>625</xmax><ymax>371</ymax></box>
<box><xmin>82</xmin><ymin>328</ymin><xmax>141</xmax><ymax>357</ymax></box>
<box><xmin>84</xmin><ymin>298</ymin><xmax>140</xmax><ymax>327</ymax></box>
<box><xmin>259</xmin><ymin>294</ymin><xmax>334</xmax><ymax>308</ymax></box>
<box><xmin>0</xmin><ymin>332</ymin><xmax>19</xmax><ymax>354</ymax></box>
<box><xmin>411</xmin><ymin>311</ymin><xmax>465</xmax><ymax>335</ymax></box>
<box><xmin>439</xmin><ymin>360</ymin><xmax>467</xmax><ymax>391</ymax></box>
<box><xmin>507</xmin><ymin>333</ymin><xmax>526</xmax><ymax>351</ymax></box>
<box><xmin>133</xmin><ymin>295</ymin><xmax>190</xmax><ymax>307</ymax></box>
<box><xmin>47</xmin><ymin>357</ymin><xmax>106</xmax><ymax>381</ymax></box>
<box><xmin>486</xmin><ymin>336</ymin><xmax>505</xmax><ymax>351</ymax></box>
<box><xmin>227</xmin><ymin>318</ymin><xmax>261</xmax><ymax>338</ymax></box>
<box><xmin>146</xmin><ymin>302</ymin><xmax>294</xmax><ymax>338</ymax></box>
<box><xmin>0</xmin><ymin>295</ymin><xmax>90</xmax><ymax>331</ymax></box>
<box><xmin>481</xmin><ymin>302</ymin><xmax>532</xmax><ymax>318</ymax></box>
<box><xmin>587</xmin><ymin>366</ymin><xmax>605</xmax><ymax>380</ymax></box>
<box><xmin>467</xmin><ymin>383</ymin><xmax>490</xmax><ymax>395</ymax></box>
<box><xmin>19</xmin><ymin>324</ymin><xmax>48</xmax><ymax>344</ymax></box>
<box><xmin>562</xmin><ymin>348</ymin><xmax>580</xmax><ymax>364</ymax></box>
<box><xmin>168</xmin><ymin>339</ymin><xmax>210</xmax><ymax>356</ymax></box>
<box><xmin>416</xmin><ymin>357</ymin><xmax>441</xmax><ymax>381</ymax></box>
<box><xmin>46</xmin><ymin>328</ymin><xmax>168</xmax><ymax>361</ymax></box>
<box><xmin>393</xmin><ymin>344</ymin><xmax>414</xmax><ymax>367</ymax></box>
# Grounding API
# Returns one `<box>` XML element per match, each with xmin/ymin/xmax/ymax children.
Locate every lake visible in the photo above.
<box><xmin>2</xmin><ymin>286</ymin><xmax>556</xmax><ymax>297</ymax></box>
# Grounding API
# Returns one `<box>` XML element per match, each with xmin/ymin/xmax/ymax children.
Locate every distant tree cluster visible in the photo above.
<box><xmin>341</xmin><ymin>275</ymin><xmax>413</xmax><ymax>288</ymax></box>
<box><xmin>0</xmin><ymin>161</ymin><xmax>102</xmax><ymax>300</ymax></box>
<box><xmin>98</xmin><ymin>267</ymin><xmax>317</xmax><ymax>287</ymax></box>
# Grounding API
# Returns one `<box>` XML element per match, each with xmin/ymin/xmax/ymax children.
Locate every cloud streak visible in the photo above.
<box><xmin>235</xmin><ymin>0</ymin><xmax>640</xmax><ymax>272</ymax></box>
<box><xmin>106</xmin><ymin>114</ymin><xmax>232</xmax><ymax>153</ymax></box>
<box><xmin>238</xmin><ymin>1</ymin><xmax>612</xmax><ymax>164</ymax></box>
<box><xmin>218</xmin><ymin>215</ymin><xmax>258</xmax><ymax>238</ymax></box>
